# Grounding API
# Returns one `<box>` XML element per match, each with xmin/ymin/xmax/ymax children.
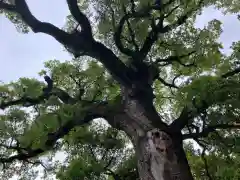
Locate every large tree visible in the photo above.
<box><xmin>0</xmin><ymin>0</ymin><xmax>240</xmax><ymax>180</ymax></box>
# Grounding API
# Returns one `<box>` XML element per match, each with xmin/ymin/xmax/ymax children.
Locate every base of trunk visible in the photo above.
<box><xmin>135</xmin><ymin>128</ymin><xmax>194</xmax><ymax>180</ymax></box>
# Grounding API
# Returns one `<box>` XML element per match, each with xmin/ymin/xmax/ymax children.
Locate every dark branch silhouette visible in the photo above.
<box><xmin>66</xmin><ymin>0</ymin><xmax>92</xmax><ymax>35</ymax></box>
<box><xmin>222</xmin><ymin>67</ymin><xmax>240</xmax><ymax>78</ymax></box>
<box><xmin>0</xmin><ymin>105</ymin><xmax>106</xmax><ymax>164</ymax></box>
<box><xmin>183</xmin><ymin>123</ymin><xmax>240</xmax><ymax>139</ymax></box>
<box><xmin>0</xmin><ymin>76</ymin><xmax>76</xmax><ymax>109</ymax></box>
<box><xmin>156</xmin><ymin>51</ymin><xmax>196</xmax><ymax>67</ymax></box>
<box><xmin>0</xmin><ymin>0</ymin><xmax>136</xmax><ymax>87</ymax></box>
<box><xmin>162</xmin><ymin>0</ymin><xmax>204</xmax><ymax>33</ymax></box>
<box><xmin>171</xmin><ymin>63</ymin><xmax>240</xmax><ymax>131</ymax></box>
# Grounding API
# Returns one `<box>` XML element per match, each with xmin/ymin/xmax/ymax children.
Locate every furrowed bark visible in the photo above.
<box><xmin>118</xmin><ymin>86</ymin><xmax>194</xmax><ymax>180</ymax></box>
<box><xmin>135</xmin><ymin>129</ymin><xmax>193</xmax><ymax>180</ymax></box>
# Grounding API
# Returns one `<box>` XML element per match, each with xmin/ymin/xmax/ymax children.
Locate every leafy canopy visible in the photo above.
<box><xmin>0</xmin><ymin>0</ymin><xmax>240</xmax><ymax>180</ymax></box>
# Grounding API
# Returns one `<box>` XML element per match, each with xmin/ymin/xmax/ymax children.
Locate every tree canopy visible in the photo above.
<box><xmin>0</xmin><ymin>0</ymin><xmax>240</xmax><ymax>180</ymax></box>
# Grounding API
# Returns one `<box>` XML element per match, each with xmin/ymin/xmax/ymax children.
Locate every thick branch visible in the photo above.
<box><xmin>0</xmin><ymin>1</ymin><xmax>16</xmax><ymax>11</ymax></box>
<box><xmin>114</xmin><ymin>7</ymin><xmax>151</xmax><ymax>57</ymax></box>
<box><xmin>0</xmin><ymin>99</ymin><xmax>118</xmax><ymax>164</ymax></box>
<box><xmin>0</xmin><ymin>76</ymin><xmax>75</xmax><ymax>110</ymax></box>
<box><xmin>91</xmin><ymin>41</ymin><xmax>135</xmax><ymax>87</ymax></box>
<box><xmin>183</xmin><ymin>124</ymin><xmax>240</xmax><ymax>140</ymax></box>
<box><xmin>66</xmin><ymin>0</ymin><xmax>92</xmax><ymax>36</ymax></box>
<box><xmin>0</xmin><ymin>0</ymin><xmax>142</xmax><ymax>88</ymax></box>
<box><xmin>0</xmin><ymin>0</ymin><xmax>74</xmax><ymax>46</ymax></box>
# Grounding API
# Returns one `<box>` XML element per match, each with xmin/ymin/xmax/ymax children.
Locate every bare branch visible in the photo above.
<box><xmin>0</xmin><ymin>0</ymin><xmax>135</xmax><ymax>87</ymax></box>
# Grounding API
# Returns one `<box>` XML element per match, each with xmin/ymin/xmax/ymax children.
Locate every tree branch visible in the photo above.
<box><xmin>183</xmin><ymin>123</ymin><xmax>240</xmax><ymax>140</ymax></box>
<box><xmin>0</xmin><ymin>0</ymin><xmax>135</xmax><ymax>89</ymax></box>
<box><xmin>113</xmin><ymin>1</ymin><xmax>173</xmax><ymax>58</ymax></box>
<box><xmin>0</xmin><ymin>99</ymin><xmax>118</xmax><ymax>164</ymax></box>
<box><xmin>157</xmin><ymin>76</ymin><xmax>179</xmax><ymax>89</ymax></box>
<box><xmin>0</xmin><ymin>1</ymin><xmax>16</xmax><ymax>11</ymax></box>
<box><xmin>138</xmin><ymin>0</ymin><xmax>202</xmax><ymax>61</ymax></box>
<box><xmin>194</xmin><ymin>140</ymin><xmax>213</xmax><ymax>180</ymax></box>
<box><xmin>0</xmin><ymin>0</ymin><xmax>74</xmax><ymax>46</ymax></box>
<box><xmin>137</xmin><ymin>0</ymin><xmax>180</xmax><ymax>61</ymax></box>
<box><xmin>114</xmin><ymin>7</ymin><xmax>151</xmax><ymax>57</ymax></box>
<box><xmin>222</xmin><ymin>67</ymin><xmax>240</xmax><ymax>78</ymax></box>
<box><xmin>170</xmin><ymin>63</ymin><xmax>240</xmax><ymax>131</ymax></box>
<box><xmin>66</xmin><ymin>0</ymin><xmax>92</xmax><ymax>36</ymax></box>
<box><xmin>156</xmin><ymin>50</ymin><xmax>196</xmax><ymax>67</ymax></box>
<box><xmin>162</xmin><ymin>0</ymin><xmax>204</xmax><ymax>33</ymax></box>
<box><xmin>0</xmin><ymin>76</ymin><xmax>76</xmax><ymax>110</ymax></box>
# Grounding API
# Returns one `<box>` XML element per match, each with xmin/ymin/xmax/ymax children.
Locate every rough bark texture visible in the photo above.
<box><xmin>135</xmin><ymin>130</ymin><xmax>194</xmax><ymax>180</ymax></box>
<box><xmin>119</xmin><ymin>86</ymin><xmax>194</xmax><ymax>180</ymax></box>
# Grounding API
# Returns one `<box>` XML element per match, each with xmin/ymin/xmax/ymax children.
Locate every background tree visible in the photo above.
<box><xmin>0</xmin><ymin>0</ymin><xmax>240</xmax><ymax>180</ymax></box>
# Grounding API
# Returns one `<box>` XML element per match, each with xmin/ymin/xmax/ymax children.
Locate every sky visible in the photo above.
<box><xmin>0</xmin><ymin>0</ymin><xmax>240</xmax><ymax>179</ymax></box>
<box><xmin>0</xmin><ymin>0</ymin><xmax>71</xmax><ymax>83</ymax></box>
<box><xmin>0</xmin><ymin>2</ymin><xmax>240</xmax><ymax>83</ymax></box>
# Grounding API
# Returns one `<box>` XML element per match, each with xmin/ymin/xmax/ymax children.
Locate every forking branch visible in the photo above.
<box><xmin>183</xmin><ymin>123</ymin><xmax>240</xmax><ymax>140</ymax></box>
<box><xmin>170</xmin><ymin>65</ymin><xmax>240</xmax><ymax>131</ymax></box>
<box><xmin>0</xmin><ymin>0</ymin><xmax>135</xmax><ymax>87</ymax></box>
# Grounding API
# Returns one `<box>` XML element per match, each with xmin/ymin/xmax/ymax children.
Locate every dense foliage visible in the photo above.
<box><xmin>0</xmin><ymin>0</ymin><xmax>240</xmax><ymax>179</ymax></box>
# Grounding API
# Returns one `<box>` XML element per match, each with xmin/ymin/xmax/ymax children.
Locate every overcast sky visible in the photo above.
<box><xmin>0</xmin><ymin>1</ymin><xmax>240</xmax><ymax>83</ymax></box>
<box><xmin>0</xmin><ymin>1</ymin><xmax>240</xmax><ymax>180</ymax></box>
<box><xmin>0</xmin><ymin>0</ymin><xmax>71</xmax><ymax>83</ymax></box>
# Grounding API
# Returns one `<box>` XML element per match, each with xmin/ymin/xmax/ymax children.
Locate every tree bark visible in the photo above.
<box><xmin>119</xmin><ymin>87</ymin><xmax>194</xmax><ymax>180</ymax></box>
<box><xmin>134</xmin><ymin>129</ymin><xmax>194</xmax><ymax>180</ymax></box>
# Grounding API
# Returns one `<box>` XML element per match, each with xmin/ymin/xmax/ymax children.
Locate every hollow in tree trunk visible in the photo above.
<box><xmin>119</xmin><ymin>86</ymin><xmax>194</xmax><ymax>180</ymax></box>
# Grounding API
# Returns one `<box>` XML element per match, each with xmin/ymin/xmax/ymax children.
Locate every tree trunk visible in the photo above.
<box><xmin>134</xmin><ymin>130</ymin><xmax>194</xmax><ymax>180</ymax></box>
<box><xmin>119</xmin><ymin>86</ymin><xmax>194</xmax><ymax>180</ymax></box>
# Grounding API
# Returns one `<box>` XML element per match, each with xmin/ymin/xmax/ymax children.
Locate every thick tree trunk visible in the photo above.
<box><xmin>134</xmin><ymin>130</ymin><xmax>194</xmax><ymax>180</ymax></box>
<box><xmin>118</xmin><ymin>86</ymin><xmax>194</xmax><ymax>180</ymax></box>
